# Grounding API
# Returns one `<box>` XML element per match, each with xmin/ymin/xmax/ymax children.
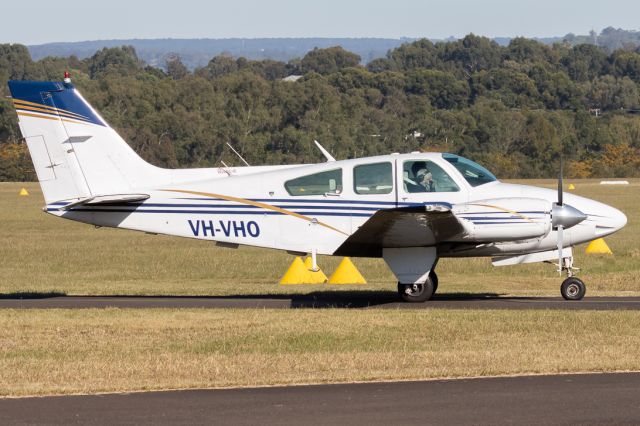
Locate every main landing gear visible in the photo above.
<box><xmin>398</xmin><ymin>271</ymin><xmax>438</xmax><ymax>303</ymax></box>
<box><xmin>558</xmin><ymin>256</ymin><xmax>585</xmax><ymax>301</ymax></box>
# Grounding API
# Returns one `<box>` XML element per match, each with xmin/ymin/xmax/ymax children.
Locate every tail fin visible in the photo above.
<box><xmin>8</xmin><ymin>79</ymin><xmax>163</xmax><ymax>204</ymax></box>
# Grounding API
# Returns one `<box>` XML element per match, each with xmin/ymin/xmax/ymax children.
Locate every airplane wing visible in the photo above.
<box><xmin>334</xmin><ymin>205</ymin><xmax>465</xmax><ymax>257</ymax></box>
<box><xmin>334</xmin><ymin>197</ymin><xmax>553</xmax><ymax>257</ymax></box>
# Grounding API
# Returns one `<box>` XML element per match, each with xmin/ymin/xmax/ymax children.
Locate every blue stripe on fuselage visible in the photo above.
<box><xmin>47</xmin><ymin>208</ymin><xmax>373</xmax><ymax>217</ymax></box>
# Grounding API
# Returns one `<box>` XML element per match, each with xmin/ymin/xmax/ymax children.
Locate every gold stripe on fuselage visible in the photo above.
<box><xmin>467</xmin><ymin>203</ymin><xmax>536</xmax><ymax>222</ymax></box>
<box><xmin>161</xmin><ymin>188</ymin><xmax>350</xmax><ymax>236</ymax></box>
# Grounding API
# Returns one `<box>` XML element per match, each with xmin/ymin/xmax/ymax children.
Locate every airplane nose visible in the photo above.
<box><xmin>594</xmin><ymin>205</ymin><xmax>627</xmax><ymax>237</ymax></box>
<box><xmin>611</xmin><ymin>206</ymin><xmax>628</xmax><ymax>230</ymax></box>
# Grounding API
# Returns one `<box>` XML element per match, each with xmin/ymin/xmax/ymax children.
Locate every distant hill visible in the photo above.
<box><xmin>26</xmin><ymin>29</ymin><xmax>640</xmax><ymax>71</ymax></box>
<box><xmin>27</xmin><ymin>38</ymin><xmax>417</xmax><ymax>70</ymax></box>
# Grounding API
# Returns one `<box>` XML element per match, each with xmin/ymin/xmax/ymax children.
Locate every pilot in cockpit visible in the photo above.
<box><xmin>411</xmin><ymin>162</ymin><xmax>435</xmax><ymax>192</ymax></box>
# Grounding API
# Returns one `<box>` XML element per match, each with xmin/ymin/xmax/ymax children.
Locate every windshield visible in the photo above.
<box><xmin>442</xmin><ymin>154</ymin><xmax>497</xmax><ymax>187</ymax></box>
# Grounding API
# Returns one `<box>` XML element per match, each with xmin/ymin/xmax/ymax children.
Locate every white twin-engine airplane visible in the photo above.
<box><xmin>8</xmin><ymin>76</ymin><xmax>627</xmax><ymax>302</ymax></box>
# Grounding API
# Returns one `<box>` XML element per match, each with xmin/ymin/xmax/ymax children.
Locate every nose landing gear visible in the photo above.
<box><xmin>558</xmin><ymin>256</ymin><xmax>585</xmax><ymax>301</ymax></box>
<box><xmin>561</xmin><ymin>277</ymin><xmax>586</xmax><ymax>300</ymax></box>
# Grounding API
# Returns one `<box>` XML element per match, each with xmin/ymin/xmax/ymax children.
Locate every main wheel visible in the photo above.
<box><xmin>398</xmin><ymin>277</ymin><xmax>436</xmax><ymax>303</ymax></box>
<box><xmin>561</xmin><ymin>277</ymin><xmax>586</xmax><ymax>301</ymax></box>
<box><xmin>429</xmin><ymin>270</ymin><xmax>438</xmax><ymax>294</ymax></box>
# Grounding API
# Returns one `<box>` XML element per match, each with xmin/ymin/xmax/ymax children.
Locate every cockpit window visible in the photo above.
<box><xmin>403</xmin><ymin>160</ymin><xmax>460</xmax><ymax>193</ymax></box>
<box><xmin>442</xmin><ymin>154</ymin><xmax>497</xmax><ymax>187</ymax></box>
<box><xmin>285</xmin><ymin>169</ymin><xmax>342</xmax><ymax>196</ymax></box>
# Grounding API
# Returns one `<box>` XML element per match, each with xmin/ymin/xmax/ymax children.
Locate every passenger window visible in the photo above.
<box><xmin>403</xmin><ymin>160</ymin><xmax>460</xmax><ymax>193</ymax></box>
<box><xmin>354</xmin><ymin>162</ymin><xmax>393</xmax><ymax>195</ymax></box>
<box><xmin>285</xmin><ymin>169</ymin><xmax>343</xmax><ymax>196</ymax></box>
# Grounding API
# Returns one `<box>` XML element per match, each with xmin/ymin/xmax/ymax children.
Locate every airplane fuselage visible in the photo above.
<box><xmin>45</xmin><ymin>152</ymin><xmax>626</xmax><ymax>259</ymax></box>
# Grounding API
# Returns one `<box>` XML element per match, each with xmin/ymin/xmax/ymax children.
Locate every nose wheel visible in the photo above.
<box><xmin>561</xmin><ymin>277</ymin><xmax>586</xmax><ymax>300</ymax></box>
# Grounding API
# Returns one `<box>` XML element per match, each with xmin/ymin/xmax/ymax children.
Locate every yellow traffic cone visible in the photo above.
<box><xmin>19</xmin><ymin>188</ymin><xmax>29</xmax><ymax>196</ymax></box>
<box><xmin>328</xmin><ymin>257</ymin><xmax>367</xmax><ymax>285</ymax></box>
<box><xmin>568</xmin><ymin>184</ymin><xmax>575</xmax><ymax>190</ymax></box>
<box><xmin>585</xmin><ymin>238</ymin><xmax>613</xmax><ymax>255</ymax></box>
<box><xmin>303</xmin><ymin>257</ymin><xmax>328</xmax><ymax>284</ymax></box>
<box><xmin>279</xmin><ymin>257</ymin><xmax>309</xmax><ymax>285</ymax></box>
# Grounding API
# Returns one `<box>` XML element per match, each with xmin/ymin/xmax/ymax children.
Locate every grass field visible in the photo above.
<box><xmin>0</xmin><ymin>180</ymin><xmax>639</xmax><ymax>396</ymax></box>
<box><xmin>2</xmin><ymin>308</ymin><xmax>640</xmax><ymax>396</ymax></box>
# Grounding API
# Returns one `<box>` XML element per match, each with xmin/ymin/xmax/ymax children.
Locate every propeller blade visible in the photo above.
<box><xmin>557</xmin><ymin>156</ymin><xmax>564</xmax><ymax>206</ymax></box>
<box><xmin>557</xmin><ymin>225</ymin><xmax>564</xmax><ymax>275</ymax></box>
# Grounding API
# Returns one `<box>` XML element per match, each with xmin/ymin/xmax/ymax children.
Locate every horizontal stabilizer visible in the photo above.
<box><xmin>60</xmin><ymin>194</ymin><xmax>150</xmax><ymax>210</ymax></box>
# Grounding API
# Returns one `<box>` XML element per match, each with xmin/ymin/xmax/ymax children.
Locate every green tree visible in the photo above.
<box><xmin>440</xmin><ymin>34</ymin><xmax>503</xmax><ymax>76</ymax></box>
<box><xmin>86</xmin><ymin>46</ymin><xmax>142</xmax><ymax>78</ymax></box>
<box><xmin>301</xmin><ymin>47</ymin><xmax>361</xmax><ymax>75</ymax></box>
<box><xmin>196</xmin><ymin>54</ymin><xmax>238</xmax><ymax>79</ymax></box>
<box><xmin>0</xmin><ymin>44</ymin><xmax>39</xmax><ymax>81</ymax></box>
<box><xmin>386</xmin><ymin>39</ymin><xmax>439</xmax><ymax>70</ymax></box>
<box><xmin>471</xmin><ymin>68</ymin><xmax>540</xmax><ymax>108</ymax></box>
<box><xmin>406</xmin><ymin>69</ymin><xmax>469</xmax><ymax>109</ymax></box>
<box><xmin>607</xmin><ymin>50</ymin><xmax>640</xmax><ymax>83</ymax></box>
<box><xmin>166</xmin><ymin>56</ymin><xmax>189</xmax><ymax>80</ymax></box>
<box><xmin>560</xmin><ymin>44</ymin><xmax>607</xmax><ymax>82</ymax></box>
<box><xmin>584</xmin><ymin>75</ymin><xmax>640</xmax><ymax>110</ymax></box>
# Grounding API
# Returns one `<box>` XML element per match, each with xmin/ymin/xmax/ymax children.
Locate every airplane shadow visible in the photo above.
<box><xmin>0</xmin><ymin>290</ymin><xmax>542</xmax><ymax>308</ymax></box>
<box><xmin>0</xmin><ymin>292</ymin><xmax>67</xmax><ymax>299</ymax></box>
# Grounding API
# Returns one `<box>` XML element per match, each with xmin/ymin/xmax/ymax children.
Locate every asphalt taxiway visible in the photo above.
<box><xmin>1</xmin><ymin>373</ymin><xmax>639</xmax><ymax>425</ymax></box>
<box><xmin>1</xmin><ymin>294</ymin><xmax>640</xmax><ymax>309</ymax></box>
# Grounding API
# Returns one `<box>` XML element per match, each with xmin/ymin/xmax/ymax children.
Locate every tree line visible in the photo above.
<box><xmin>1</xmin><ymin>35</ymin><xmax>640</xmax><ymax>181</ymax></box>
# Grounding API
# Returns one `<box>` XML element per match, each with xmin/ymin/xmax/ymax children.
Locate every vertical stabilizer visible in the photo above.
<box><xmin>8</xmin><ymin>79</ymin><xmax>165</xmax><ymax>204</ymax></box>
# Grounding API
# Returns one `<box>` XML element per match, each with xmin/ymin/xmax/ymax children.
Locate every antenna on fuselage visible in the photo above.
<box><xmin>226</xmin><ymin>142</ymin><xmax>250</xmax><ymax>166</ymax></box>
<box><xmin>314</xmin><ymin>140</ymin><xmax>335</xmax><ymax>162</ymax></box>
<box><xmin>219</xmin><ymin>160</ymin><xmax>232</xmax><ymax>176</ymax></box>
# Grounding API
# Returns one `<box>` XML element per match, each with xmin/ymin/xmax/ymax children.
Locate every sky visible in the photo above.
<box><xmin>4</xmin><ymin>0</ymin><xmax>640</xmax><ymax>45</ymax></box>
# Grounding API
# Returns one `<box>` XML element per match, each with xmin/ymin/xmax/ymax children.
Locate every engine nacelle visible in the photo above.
<box><xmin>453</xmin><ymin>197</ymin><xmax>552</xmax><ymax>242</ymax></box>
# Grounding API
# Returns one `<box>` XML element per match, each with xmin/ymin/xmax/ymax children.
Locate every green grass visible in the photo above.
<box><xmin>0</xmin><ymin>180</ymin><xmax>637</xmax><ymax>297</ymax></box>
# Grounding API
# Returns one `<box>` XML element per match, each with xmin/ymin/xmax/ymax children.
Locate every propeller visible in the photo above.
<box><xmin>556</xmin><ymin>158</ymin><xmax>564</xmax><ymax>274</ymax></box>
<box><xmin>557</xmin><ymin>158</ymin><xmax>563</xmax><ymax>207</ymax></box>
<box><xmin>551</xmin><ymin>156</ymin><xmax>586</xmax><ymax>274</ymax></box>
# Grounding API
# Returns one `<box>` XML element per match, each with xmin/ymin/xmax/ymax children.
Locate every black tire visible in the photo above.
<box><xmin>398</xmin><ymin>277</ymin><xmax>436</xmax><ymax>303</ymax></box>
<box><xmin>561</xmin><ymin>277</ymin><xmax>586</xmax><ymax>301</ymax></box>
<box><xmin>430</xmin><ymin>270</ymin><xmax>438</xmax><ymax>294</ymax></box>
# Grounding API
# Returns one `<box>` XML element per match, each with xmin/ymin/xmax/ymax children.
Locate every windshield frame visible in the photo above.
<box><xmin>442</xmin><ymin>154</ymin><xmax>497</xmax><ymax>187</ymax></box>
